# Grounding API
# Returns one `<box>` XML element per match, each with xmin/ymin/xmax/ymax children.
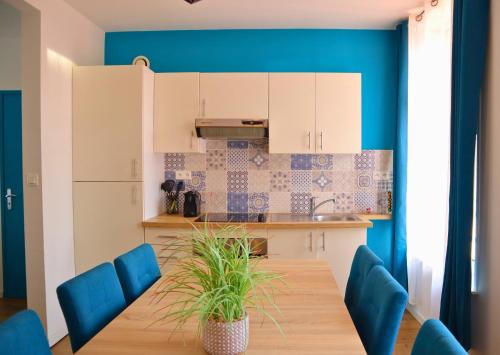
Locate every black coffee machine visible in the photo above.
<box><xmin>183</xmin><ymin>191</ymin><xmax>201</xmax><ymax>217</ymax></box>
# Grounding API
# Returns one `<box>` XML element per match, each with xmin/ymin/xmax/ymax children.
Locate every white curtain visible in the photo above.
<box><xmin>407</xmin><ymin>0</ymin><xmax>453</xmax><ymax>320</ymax></box>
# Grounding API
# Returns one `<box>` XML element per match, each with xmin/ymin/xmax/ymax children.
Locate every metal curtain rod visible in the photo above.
<box><xmin>416</xmin><ymin>0</ymin><xmax>439</xmax><ymax>22</ymax></box>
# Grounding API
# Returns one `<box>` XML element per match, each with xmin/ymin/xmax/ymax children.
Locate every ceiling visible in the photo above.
<box><xmin>63</xmin><ymin>0</ymin><xmax>422</xmax><ymax>32</ymax></box>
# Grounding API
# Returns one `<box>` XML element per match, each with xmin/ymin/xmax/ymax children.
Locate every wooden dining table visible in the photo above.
<box><xmin>78</xmin><ymin>259</ymin><xmax>365</xmax><ymax>354</ymax></box>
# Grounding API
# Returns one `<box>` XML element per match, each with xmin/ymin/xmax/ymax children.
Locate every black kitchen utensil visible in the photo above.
<box><xmin>161</xmin><ymin>179</ymin><xmax>175</xmax><ymax>194</ymax></box>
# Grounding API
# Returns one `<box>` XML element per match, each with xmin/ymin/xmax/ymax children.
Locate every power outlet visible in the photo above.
<box><xmin>176</xmin><ymin>170</ymin><xmax>192</xmax><ymax>180</ymax></box>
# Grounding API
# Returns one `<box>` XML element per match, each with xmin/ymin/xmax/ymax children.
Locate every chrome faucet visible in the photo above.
<box><xmin>309</xmin><ymin>197</ymin><xmax>336</xmax><ymax>217</ymax></box>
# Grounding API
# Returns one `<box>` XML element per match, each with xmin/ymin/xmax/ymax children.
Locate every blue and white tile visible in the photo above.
<box><xmin>312</xmin><ymin>154</ymin><xmax>333</xmax><ymax>170</ymax></box>
<box><xmin>248</xmin><ymin>170</ymin><xmax>270</xmax><ymax>192</ymax></box>
<box><xmin>331</xmin><ymin>171</ymin><xmax>356</xmax><ymax>192</ymax></box>
<box><xmin>269</xmin><ymin>154</ymin><xmax>291</xmax><ymax>170</ymax></box>
<box><xmin>227</xmin><ymin>171</ymin><xmax>248</xmax><ymax>192</ymax></box>
<box><xmin>185</xmin><ymin>171</ymin><xmax>206</xmax><ymax>191</ymax></box>
<box><xmin>228</xmin><ymin>140</ymin><xmax>249</xmax><ymax>149</ymax></box>
<box><xmin>375</xmin><ymin>150</ymin><xmax>393</xmax><ymax>171</ymax></box>
<box><xmin>291</xmin><ymin>171</ymin><xmax>312</xmax><ymax>192</ymax></box>
<box><xmin>184</xmin><ymin>153</ymin><xmax>206</xmax><ymax>170</ymax></box>
<box><xmin>354</xmin><ymin>151</ymin><xmax>375</xmax><ymax>170</ymax></box>
<box><xmin>269</xmin><ymin>171</ymin><xmax>291</xmax><ymax>192</ymax></box>
<box><xmin>375</xmin><ymin>179</ymin><xmax>393</xmax><ymax>191</ymax></box>
<box><xmin>164</xmin><ymin>170</ymin><xmax>176</xmax><ymax>181</ymax></box>
<box><xmin>227</xmin><ymin>193</ymin><xmax>248</xmax><ymax>213</ymax></box>
<box><xmin>291</xmin><ymin>154</ymin><xmax>313</xmax><ymax>170</ymax></box>
<box><xmin>312</xmin><ymin>171</ymin><xmax>333</xmax><ymax>192</ymax></box>
<box><xmin>356</xmin><ymin>171</ymin><xmax>374</xmax><ymax>189</ymax></box>
<box><xmin>332</xmin><ymin>154</ymin><xmax>354</xmax><ymax>171</ymax></box>
<box><xmin>332</xmin><ymin>192</ymin><xmax>354</xmax><ymax>213</ymax></box>
<box><xmin>377</xmin><ymin>191</ymin><xmax>390</xmax><ymax>214</ymax></box>
<box><xmin>354</xmin><ymin>191</ymin><xmax>378</xmax><ymax>213</ymax></box>
<box><xmin>206</xmin><ymin>170</ymin><xmax>227</xmax><ymax>192</ymax></box>
<box><xmin>249</xmin><ymin>193</ymin><xmax>270</xmax><ymax>213</ymax></box>
<box><xmin>269</xmin><ymin>192</ymin><xmax>291</xmax><ymax>213</ymax></box>
<box><xmin>165</xmin><ymin>153</ymin><xmax>185</xmax><ymax>170</ymax></box>
<box><xmin>205</xmin><ymin>192</ymin><xmax>227</xmax><ymax>213</ymax></box>
<box><xmin>206</xmin><ymin>149</ymin><xmax>227</xmax><ymax>170</ymax></box>
<box><xmin>228</xmin><ymin>149</ymin><xmax>249</xmax><ymax>171</ymax></box>
<box><xmin>206</xmin><ymin>140</ymin><xmax>227</xmax><ymax>150</ymax></box>
<box><xmin>248</xmin><ymin>150</ymin><xmax>269</xmax><ymax>170</ymax></box>
<box><xmin>291</xmin><ymin>192</ymin><xmax>312</xmax><ymax>214</ymax></box>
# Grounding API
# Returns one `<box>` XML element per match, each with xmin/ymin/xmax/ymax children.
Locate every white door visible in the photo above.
<box><xmin>73</xmin><ymin>66</ymin><xmax>144</xmax><ymax>181</ymax></box>
<box><xmin>154</xmin><ymin>73</ymin><xmax>204</xmax><ymax>153</ymax></box>
<box><xmin>269</xmin><ymin>73</ymin><xmax>316</xmax><ymax>153</ymax></box>
<box><xmin>316</xmin><ymin>228</ymin><xmax>366</xmax><ymax>295</ymax></box>
<box><xmin>73</xmin><ymin>182</ymin><xmax>144</xmax><ymax>274</ymax></box>
<box><xmin>199</xmin><ymin>73</ymin><xmax>268</xmax><ymax>119</ymax></box>
<box><xmin>316</xmin><ymin>73</ymin><xmax>362</xmax><ymax>154</ymax></box>
<box><xmin>267</xmin><ymin>229</ymin><xmax>315</xmax><ymax>259</ymax></box>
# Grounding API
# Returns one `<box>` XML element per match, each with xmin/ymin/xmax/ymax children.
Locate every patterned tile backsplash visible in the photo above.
<box><xmin>164</xmin><ymin>139</ymin><xmax>393</xmax><ymax>215</ymax></box>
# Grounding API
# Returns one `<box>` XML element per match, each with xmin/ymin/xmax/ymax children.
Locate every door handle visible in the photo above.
<box><xmin>308</xmin><ymin>232</ymin><xmax>313</xmax><ymax>252</ymax></box>
<box><xmin>320</xmin><ymin>131</ymin><xmax>324</xmax><ymax>151</ymax></box>
<box><xmin>322</xmin><ymin>232</ymin><xmax>326</xmax><ymax>252</ymax></box>
<box><xmin>4</xmin><ymin>188</ymin><xmax>16</xmax><ymax>211</ymax></box>
<box><xmin>308</xmin><ymin>131</ymin><xmax>311</xmax><ymax>150</ymax></box>
<box><xmin>201</xmin><ymin>99</ymin><xmax>206</xmax><ymax>117</ymax></box>
<box><xmin>131</xmin><ymin>159</ymin><xmax>138</xmax><ymax>179</ymax></box>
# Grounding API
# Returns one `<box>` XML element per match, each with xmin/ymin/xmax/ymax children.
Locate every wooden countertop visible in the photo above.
<box><xmin>78</xmin><ymin>259</ymin><xmax>365</xmax><ymax>354</ymax></box>
<box><xmin>143</xmin><ymin>213</ymin><xmax>391</xmax><ymax>229</ymax></box>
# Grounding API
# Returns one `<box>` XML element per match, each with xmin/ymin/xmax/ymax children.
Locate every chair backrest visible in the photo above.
<box><xmin>56</xmin><ymin>262</ymin><xmax>126</xmax><ymax>352</ymax></box>
<box><xmin>345</xmin><ymin>245</ymin><xmax>384</xmax><ymax>315</ymax></box>
<box><xmin>411</xmin><ymin>319</ymin><xmax>467</xmax><ymax>355</ymax></box>
<box><xmin>353</xmin><ymin>265</ymin><xmax>408</xmax><ymax>355</ymax></box>
<box><xmin>0</xmin><ymin>309</ymin><xmax>51</xmax><ymax>355</ymax></box>
<box><xmin>114</xmin><ymin>243</ymin><xmax>161</xmax><ymax>305</ymax></box>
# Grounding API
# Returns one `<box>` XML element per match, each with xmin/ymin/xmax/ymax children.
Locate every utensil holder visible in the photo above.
<box><xmin>166</xmin><ymin>195</ymin><xmax>179</xmax><ymax>215</ymax></box>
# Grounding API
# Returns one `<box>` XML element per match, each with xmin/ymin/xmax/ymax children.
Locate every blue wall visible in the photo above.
<box><xmin>105</xmin><ymin>29</ymin><xmax>398</xmax><ymax>270</ymax></box>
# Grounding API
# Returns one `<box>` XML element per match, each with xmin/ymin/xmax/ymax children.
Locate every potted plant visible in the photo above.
<box><xmin>154</xmin><ymin>224</ymin><xmax>283</xmax><ymax>355</ymax></box>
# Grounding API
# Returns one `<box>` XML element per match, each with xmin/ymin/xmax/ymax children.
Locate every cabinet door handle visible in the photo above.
<box><xmin>322</xmin><ymin>232</ymin><xmax>326</xmax><ymax>252</ymax></box>
<box><xmin>309</xmin><ymin>232</ymin><xmax>313</xmax><ymax>252</ymax></box>
<box><xmin>320</xmin><ymin>131</ymin><xmax>324</xmax><ymax>151</ymax></box>
<box><xmin>201</xmin><ymin>99</ymin><xmax>206</xmax><ymax>117</ymax></box>
<box><xmin>131</xmin><ymin>159</ymin><xmax>138</xmax><ymax>179</ymax></box>
<box><xmin>131</xmin><ymin>185</ymin><xmax>137</xmax><ymax>205</ymax></box>
<box><xmin>191</xmin><ymin>130</ymin><xmax>194</xmax><ymax>150</ymax></box>
<box><xmin>308</xmin><ymin>131</ymin><xmax>311</xmax><ymax>150</ymax></box>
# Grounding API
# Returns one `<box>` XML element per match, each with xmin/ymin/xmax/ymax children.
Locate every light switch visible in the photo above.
<box><xmin>175</xmin><ymin>171</ymin><xmax>192</xmax><ymax>180</ymax></box>
<box><xmin>26</xmin><ymin>173</ymin><xmax>40</xmax><ymax>186</ymax></box>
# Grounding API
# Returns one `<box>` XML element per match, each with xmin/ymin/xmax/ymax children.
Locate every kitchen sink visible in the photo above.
<box><xmin>272</xmin><ymin>214</ymin><xmax>362</xmax><ymax>222</ymax></box>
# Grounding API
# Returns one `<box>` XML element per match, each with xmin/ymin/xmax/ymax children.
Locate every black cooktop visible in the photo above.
<box><xmin>194</xmin><ymin>213</ymin><xmax>267</xmax><ymax>223</ymax></box>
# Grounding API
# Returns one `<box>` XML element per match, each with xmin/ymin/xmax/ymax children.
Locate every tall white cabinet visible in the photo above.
<box><xmin>73</xmin><ymin>65</ymin><xmax>163</xmax><ymax>274</ymax></box>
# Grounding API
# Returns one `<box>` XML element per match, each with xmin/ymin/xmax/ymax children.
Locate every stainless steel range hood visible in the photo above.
<box><xmin>195</xmin><ymin>119</ymin><xmax>269</xmax><ymax>139</ymax></box>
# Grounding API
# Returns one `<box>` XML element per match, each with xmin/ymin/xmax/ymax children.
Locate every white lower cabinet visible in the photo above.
<box><xmin>268</xmin><ymin>228</ymin><xmax>367</xmax><ymax>295</ymax></box>
<box><xmin>145</xmin><ymin>228</ymin><xmax>192</xmax><ymax>272</ymax></box>
<box><xmin>73</xmin><ymin>182</ymin><xmax>145</xmax><ymax>274</ymax></box>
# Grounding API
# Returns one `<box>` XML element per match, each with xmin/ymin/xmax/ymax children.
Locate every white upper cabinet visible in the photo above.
<box><xmin>154</xmin><ymin>73</ymin><xmax>205</xmax><ymax>153</ymax></box>
<box><xmin>316</xmin><ymin>73</ymin><xmax>361</xmax><ymax>154</ymax></box>
<box><xmin>73</xmin><ymin>66</ymin><xmax>146</xmax><ymax>181</ymax></box>
<box><xmin>199</xmin><ymin>73</ymin><xmax>269</xmax><ymax>119</ymax></box>
<box><xmin>269</xmin><ymin>73</ymin><xmax>316</xmax><ymax>154</ymax></box>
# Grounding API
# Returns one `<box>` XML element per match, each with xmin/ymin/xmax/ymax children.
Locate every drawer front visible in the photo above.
<box><xmin>145</xmin><ymin>228</ymin><xmax>192</xmax><ymax>271</ymax></box>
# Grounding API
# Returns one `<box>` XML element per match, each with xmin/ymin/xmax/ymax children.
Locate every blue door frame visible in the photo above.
<box><xmin>0</xmin><ymin>90</ymin><xmax>26</xmax><ymax>299</ymax></box>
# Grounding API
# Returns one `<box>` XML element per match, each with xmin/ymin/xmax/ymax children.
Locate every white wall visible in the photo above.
<box><xmin>5</xmin><ymin>0</ymin><xmax>104</xmax><ymax>345</ymax></box>
<box><xmin>0</xmin><ymin>1</ymin><xmax>21</xmax><ymax>90</ymax></box>
<box><xmin>471</xmin><ymin>1</ymin><xmax>500</xmax><ymax>354</ymax></box>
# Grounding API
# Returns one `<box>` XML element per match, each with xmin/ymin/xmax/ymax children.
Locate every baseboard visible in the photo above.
<box><xmin>407</xmin><ymin>303</ymin><xmax>426</xmax><ymax>324</ymax></box>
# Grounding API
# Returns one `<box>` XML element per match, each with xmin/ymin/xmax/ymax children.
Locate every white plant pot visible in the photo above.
<box><xmin>202</xmin><ymin>315</ymin><xmax>249</xmax><ymax>355</ymax></box>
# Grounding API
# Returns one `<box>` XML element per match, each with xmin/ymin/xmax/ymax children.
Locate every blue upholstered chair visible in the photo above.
<box><xmin>56</xmin><ymin>262</ymin><xmax>126</xmax><ymax>353</ymax></box>
<box><xmin>114</xmin><ymin>243</ymin><xmax>161</xmax><ymax>305</ymax></box>
<box><xmin>411</xmin><ymin>319</ymin><xmax>467</xmax><ymax>355</ymax></box>
<box><xmin>352</xmin><ymin>265</ymin><xmax>408</xmax><ymax>355</ymax></box>
<box><xmin>345</xmin><ymin>245</ymin><xmax>384</xmax><ymax>317</ymax></box>
<box><xmin>0</xmin><ymin>309</ymin><xmax>51</xmax><ymax>355</ymax></box>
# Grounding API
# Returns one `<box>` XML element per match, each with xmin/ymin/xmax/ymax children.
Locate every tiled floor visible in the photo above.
<box><xmin>50</xmin><ymin>311</ymin><xmax>421</xmax><ymax>355</ymax></box>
